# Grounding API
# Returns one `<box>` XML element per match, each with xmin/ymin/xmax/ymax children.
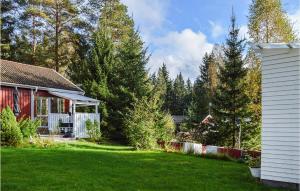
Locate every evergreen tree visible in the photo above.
<box><xmin>171</xmin><ymin>73</ymin><xmax>187</xmax><ymax>115</ymax></box>
<box><xmin>0</xmin><ymin>0</ymin><xmax>20</xmax><ymax>60</ymax></box>
<box><xmin>187</xmin><ymin>51</ymin><xmax>218</xmax><ymax>126</ymax></box>
<box><xmin>99</xmin><ymin>0</ymin><xmax>134</xmax><ymax>45</ymax></box>
<box><xmin>213</xmin><ymin>13</ymin><xmax>249</xmax><ymax>148</ymax></box>
<box><xmin>18</xmin><ymin>0</ymin><xmax>48</xmax><ymax>65</ymax></box>
<box><xmin>40</xmin><ymin>0</ymin><xmax>86</xmax><ymax>72</ymax></box>
<box><xmin>82</xmin><ymin>29</ymin><xmax>116</xmax><ymax>134</ymax></box>
<box><xmin>154</xmin><ymin>63</ymin><xmax>173</xmax><ymax>112</ymax></box>
<box><xmin>75</xmin><ymin>0</ymin><xmax>152</xmax><ymax>141</ymax></box>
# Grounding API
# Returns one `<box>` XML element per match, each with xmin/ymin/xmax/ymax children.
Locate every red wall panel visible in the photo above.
<box><xmin>0</xmin><ymin>86</ymin><xmax>31</xmax><ymax>120</ymax></box>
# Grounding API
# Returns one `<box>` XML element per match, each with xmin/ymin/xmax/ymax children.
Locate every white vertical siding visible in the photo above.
<box><xmin>48</xmin><ymin>113</ymin><xmax>71</xmax><ymax>131</ymax></box>
<box><xmin>74</xmin><ymin>113</ymin><xmax>100</xmax><ymax>138</ymax></box>
<box><xmin>261</xmin><ymin>48</ymin><xmax>300</xmax><ymax>184</ymax></box>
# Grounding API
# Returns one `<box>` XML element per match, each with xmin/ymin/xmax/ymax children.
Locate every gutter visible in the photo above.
<box><xmin>0</xmin><ymin>82</ymin><xmax>84</xmax><ymax>95</ymax></box>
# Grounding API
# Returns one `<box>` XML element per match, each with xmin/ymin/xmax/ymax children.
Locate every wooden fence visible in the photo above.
<box><xmin>48</xmin><ymin>113</ymin><xmax>71</xmax><ymax>131</ymax></box>
<box><xmin>48</xmin><ymin>113</ymin><xmax>100</xmax><ymax>138</ymax></box>
<box><xmin>160</xmin><ymin>141</ymin><xmax>261</xmax><ymax>159</ymax></box>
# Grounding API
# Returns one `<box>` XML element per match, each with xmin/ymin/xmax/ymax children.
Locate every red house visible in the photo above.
<box><xmin>0</xmin><ymin>59</ymin><xmax>100</xmax><ymax>138</ymax></box>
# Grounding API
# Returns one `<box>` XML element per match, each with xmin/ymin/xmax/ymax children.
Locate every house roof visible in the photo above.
<box><xmin>49</xmin><ymin>91</ymin><xmax>99</xmax><ymax>104</ymax></box>
<box><xmin>172</xmin><ymin>115</ymin><xmax>186</xmax><ymax>124</ymax></box>
<box><xmin>0</xmin><ymin>59</ymin><xmax>82</xmax><ymax>92</ymax></box>
<box><xmin>252</xmin><ymin>42</ymin><xmax>300</xmax><ymax>50</ymax></box>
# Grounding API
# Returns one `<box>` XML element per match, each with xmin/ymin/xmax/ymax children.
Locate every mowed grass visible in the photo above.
<box><xmin>1</xmin><ymin>141</ymin><xmax>287</xmax><ymax>191</ymax></box>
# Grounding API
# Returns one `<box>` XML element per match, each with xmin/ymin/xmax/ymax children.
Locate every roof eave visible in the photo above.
<box><xmin>0</xmin><ymin>82</ymin><xmax>84</xmax><ymax>95</ymax></box>
<box><xmin>251</xmin><ymin>42</ymin><xmax>300</xmax><ymax>50</ymax></box>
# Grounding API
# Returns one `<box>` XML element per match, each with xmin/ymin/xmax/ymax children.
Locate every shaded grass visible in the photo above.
<box><xmin>1</xmin><ymin>141</ymin><xmax>288</xmax><ymax>191</ymax></box>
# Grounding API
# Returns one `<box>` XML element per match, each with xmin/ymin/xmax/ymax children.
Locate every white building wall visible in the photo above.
<box><xmin>261</xmin><ymin>48</ymin><xmax>300</xmax><ymax>184</ymax></box>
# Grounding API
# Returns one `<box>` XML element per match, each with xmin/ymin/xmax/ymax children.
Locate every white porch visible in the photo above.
<box><xmin>38</xmin><ymin>91</ymin><xmax>100</xmax><ymax>138</ymax></box>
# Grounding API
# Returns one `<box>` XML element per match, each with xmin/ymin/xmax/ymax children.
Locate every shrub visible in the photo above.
<box><xmin>0</xmin><ymin>107</ymin><xmax>23</xmax><ymax>146</ymax></box>
<box><xmin>246</xmin><ymin>156</ymin><xmax>261</xmax><ymax>168</ymax></box>
<box><xmin>155</xmin><ymin>113</ymin><xmax>175</xmax><ymax>143</ymax></box>
<box><xmin>19</xmin><ymin>118</ymin><xmax>41</xmax><ymax>138</ymax></box>
<box><xmin>86</xmin><ymin>119</ymin><xmax>101</xmax><ymax>142</ymax></box>
<box><xmin>125</xmin><ymin>99</ymin><xmax>157</xmax><ymax>150</ymax></box>
<box><xmin>125</xmin><ymin>97</ymin><xmax>175</xmax><ymax>150</ymax></box>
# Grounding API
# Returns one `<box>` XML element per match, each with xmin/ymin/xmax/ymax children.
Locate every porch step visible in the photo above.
<box><xmin>39</xmin><ymin>135</ymin><xmax>76</xmax><ymax>142</ymax></box>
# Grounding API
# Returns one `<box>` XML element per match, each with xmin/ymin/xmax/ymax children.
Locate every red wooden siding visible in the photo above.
<box><xmin>0</xmin><ymin>86</ymin><xmax>71</xmax><ymax>120</ymax></box>
<box><xmin>0</xmin><ymin>86</ymin><xmax>31</xmax><ymax>119</ymax></box>
<box><xmin>65</xmin><ymin>100</ymin><xmax>70</xmax><ymax>112</ymax></box>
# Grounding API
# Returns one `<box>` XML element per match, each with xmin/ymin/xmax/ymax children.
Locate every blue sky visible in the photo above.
<box><xmin>121</xmin><ymin>0</ymin><xmax>300</xmax><ymax>81</ymax></box>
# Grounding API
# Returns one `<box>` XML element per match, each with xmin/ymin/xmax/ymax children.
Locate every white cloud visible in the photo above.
<box><xmin>288</xmin><ymin>8</ymin><xmax>300</xmax><ymax>38</ymax></box>
<box><xmin>121</xmin><ymin>0</ymin><xmax>214</xmax><ymax>81</ymax></box>
<box><xmin>239</xmin><ymin>25</ymin><xmax>249</xmax><ymax>40</ymax></box>
<box><xmin>148</xmin><ymin>29</ymin><xmax>214</xmax><ymax>80</ymax></box>
<box><xmin>209</xmin><ymin>21</ymin><xmax>224</xmax><ymax>38</ymax></box>
<box><xmin>121</xmin><ymin>0</ymin><xmax>169</xmax><ymax>43</ymax></box>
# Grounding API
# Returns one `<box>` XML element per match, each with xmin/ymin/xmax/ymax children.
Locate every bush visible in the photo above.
<box><xmin>19</xmin><ymin>118</ymin><xmax>41</xmax><ymax>138</ymax></box>
<box><xmin>246</xmin><ymin>156</ymin><xmax>261</xmax><ymax>168</ymax></box>
<box><xmin>0</xmin><ymin>107</ymin><xmax>23</xmax><ymax>146</ymax></box>
<box><xmin>86</xmin><ymin>119</ymin><xmax>101</xmax><ymax>142</ymax></box>
<box><xmin>125</xmin><ymin>98</ymin><xmax>157</xmax><ymax>150</ymax></box>
<box><xmin>125</xmin><ymin>97</ymin><xmax>175</xmax><ymax>150</ymax></box>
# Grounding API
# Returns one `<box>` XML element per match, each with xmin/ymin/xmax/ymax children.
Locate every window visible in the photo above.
<box><xmin>51</xmin><ymin>98</ymin><xmax>65</xmax><ymax>113</ymax></box>
<box><xmin>35</xmin><ymin>97</ymin><xmax>48</xmax><ymax>127</ymax></box>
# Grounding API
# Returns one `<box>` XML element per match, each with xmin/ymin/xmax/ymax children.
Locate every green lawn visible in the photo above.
<box><xmin>1</xmin><ymin>141</ymin><xmax>287</xmax><ymax>191</ymax></box>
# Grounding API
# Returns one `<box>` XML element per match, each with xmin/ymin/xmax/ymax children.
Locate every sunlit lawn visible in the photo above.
<box><xmin>1</xmin><ymin>141</ymin><xmax>288</xmax><ymax>191</ymax></box>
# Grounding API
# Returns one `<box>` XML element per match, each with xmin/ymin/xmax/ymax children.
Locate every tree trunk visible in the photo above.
<box><xmin>55</xmin><ymin>2</ymin><xmax>59</xmax><ymax>72</ymax></box>
<box><xmin>32</xmin><ymin>16</ymin><xmax>36</xmax><ymax>65</ymax></box>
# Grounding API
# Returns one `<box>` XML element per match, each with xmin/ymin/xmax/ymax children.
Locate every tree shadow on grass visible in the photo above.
<box><xmin>66</xmin><ymin>143</ymin><xmax>135</xmax><ymax>151</ymax></box>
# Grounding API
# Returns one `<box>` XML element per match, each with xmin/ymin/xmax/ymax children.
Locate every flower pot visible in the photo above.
<box><xmin>249</xmin><ymin>167</ymin><xmax>260</xmax><ymax>178</ymax></box>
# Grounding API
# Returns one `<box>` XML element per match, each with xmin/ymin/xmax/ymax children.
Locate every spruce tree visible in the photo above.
<box><xmin>213</xmin><ymin>13</ymin><xmax>249</xmax><ymax>148</ymax></box>
<box><xmin>77</xmin><ymin>0</ymin><xmax>152</xmax><ymax>141</ymax></box>
<box><xmin>171</xmin><ymin>73</ymin><xmax>187</xmax><ymax>115</ymax></box>
<box><xmin>82</xmin><ymin>29</ymin><xmax>116</xmax><ymax>134</ymax></box>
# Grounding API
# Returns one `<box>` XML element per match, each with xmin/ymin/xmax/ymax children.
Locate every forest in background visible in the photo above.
<box><xmin>1</xmin><ymin>0</ymin><xmax>297</xmax><ymax>149</ymax></box>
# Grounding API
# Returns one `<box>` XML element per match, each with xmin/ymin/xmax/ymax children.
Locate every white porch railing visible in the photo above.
<box><xmin>74</xmin><ymin>113</ymin><xmax>100</xmax><ymax>138</ymax></box>
<box><xmin>48</xmin><ymin>113</ymin><xmax>100</xmax><ymax>138</ymax></box>
<box><xmin>48</xmin><ymin>113</ymin><xmax>72</xmax><ymax>131</ymax></box>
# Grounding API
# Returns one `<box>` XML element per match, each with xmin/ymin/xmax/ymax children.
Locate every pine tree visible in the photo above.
<box><xmin>18</xmin><ymin>0</ymin><xmax>47</xmax><ymax>65</ymax></box>
<box><xmin>213</xmin><ymin>13</ymin><xmax>249</xmax><ymax>148</ymax></box>
<box><xmin>0</xmin><ymin>0</ymin><xmax>20</xmax><ymax>60</ymax></box>
<box><xmin>99</xmin><ymin>0</ymin><xmax>134</xmax><ymax>45</ymax></box>
<box><xmin>41</xmin><ymin>0</ymin><xmax>85</xmax><ymax>72</ymax></box>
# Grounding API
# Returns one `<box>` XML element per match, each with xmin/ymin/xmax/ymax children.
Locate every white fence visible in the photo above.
<box><xmin>183</xmin><ymin>142</ymin><xmax>202</xmax><ymax>154</ymax></box>
<box><xmin>48</xmin><ymin>113</ymin><xmax>100</xmax><ymax>138</ymax></box>
<box><xmin>74</xmin><ymin>113</ymin><xmax>100</xmax><ymax>138</ymax></box>
<box><xmin>48</xmin><ymin>113</ymin><xmax>71</xmax><ymax>131</ymax></box>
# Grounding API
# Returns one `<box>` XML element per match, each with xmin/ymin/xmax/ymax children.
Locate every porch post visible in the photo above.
<box><xmin>95</xmin><ymin>104</ymin><xmax>98</xmax><ymax>114</ymax></box>
<box><xmin>48</xmin><ymin>98</ymin><xmax>51</xmax><ymax>130</ymax></box>
<box><xmin>30</xmin><ymin>89</ymin><xmax>34</xmax><ymax>119</ymax></box>
<box><xmin>72</xmin><ymin>102</ymin><xmax>76</xmax><ymax>138</ymax></box>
